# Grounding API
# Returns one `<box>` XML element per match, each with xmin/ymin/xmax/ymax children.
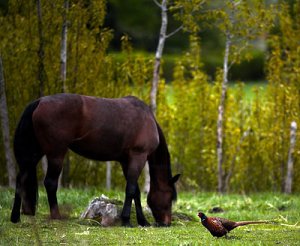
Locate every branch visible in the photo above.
<box><xmin>153</xmin><ymin>0</ymin><xmax>161</xmax><ymax>8</ymax></box>
<box><xmin>233</xmin><ymin>0</ymin><xmax>241</xmax><ymax>7</ymax></box>
<box><xmin>228</xmin><ymin>43</ymin><xmax>248</xmax><ymax>70</ymax></box>
<box><xmin>166</xmin><ymin>24</ymin><xmax>183</xmax><ymax>38</ymax></box>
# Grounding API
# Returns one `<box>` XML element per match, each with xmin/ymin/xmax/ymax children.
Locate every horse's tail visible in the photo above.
<box><xmin>11</xmin><ymin>99</ymin><xmax>42</xmax><ymax>223</ymax></box>
<box><xmin>148</xmin><ymin>122</ymin><xmax>177</xmax><ymax>201</ymax></box>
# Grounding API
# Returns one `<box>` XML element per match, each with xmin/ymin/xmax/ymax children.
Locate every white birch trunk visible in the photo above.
<box><xmin>36</xmin><ymin>0</ymin><xmax>48</xmax><ymax>176</ymax></box>
<box><xmin>150</xmin><ymin>0</ymin><xmax>168</xmax><ymax>114</ymax></box>
<box><xmin>217</xmin><ymin>32</ymin><xmax>231</xmax><ymax>194</ymax></box>
<box><xmin>106</xmin><ymin>161</ymin><xmax>111</xmax><ymax>190</ymax></box>
<box><xmin>60</xmin><ymin>0</ymin><xmax>68</xmax><ymax>92</ymax></box>
<box><xmin>145</xmin><ymin>0</ymin><xmax>168</xmax><ymax>193</ymax></box>
<box><xmin>60</xmin><ymin>0</ymin><xmax>69</xmax><ymax>188</ymax></box>
<box><xmin>284</xmin><ymin>121</ymin><xmax>297</xmax><ymax>194</ymax></box>
<box><xmin>0</xmin><ymin>55</ymin><xmax>16</xmax><ymax>188</ymax></box>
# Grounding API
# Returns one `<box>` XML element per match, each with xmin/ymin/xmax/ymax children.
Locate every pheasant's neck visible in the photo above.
<box><xmin>201</xmin><ymin>216</ymin><xmax>207</xmax><ymax>222</ymax></box>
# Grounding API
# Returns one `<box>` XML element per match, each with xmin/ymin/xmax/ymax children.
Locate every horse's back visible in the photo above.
<box><xmin>74</xmin><ymin>95</ymin><xmax>159</xmax><ymax>160</ymax></box>
<box><xmin>32</xmin><ymin>93</ymin><xmax>159</xmax><ymax>160</ymax></box>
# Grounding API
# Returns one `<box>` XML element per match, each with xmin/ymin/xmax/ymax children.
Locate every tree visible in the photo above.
<box><xmin>61</xmin><ymin>0</ymin><xmax>69</xmax><ymax>187</ymax></box>
<box><xmin>143</xmin><ymin>0</ymin><xmax>170</xmax><ymax>193</ymax></box>
<box><xmin>143</xmin><ymin>0</ymin><xmax>183</xmax><ymax>192</ymax></box>
<box><xmin>0</xmin><ymin>55</ymin><xmax>16</xmax><ymax>188</ymax></box>
<box><xmin>36</xmin><ymin>0</ymin><xmax>49</xmax><ymax>178</ymax></box>
<box><xmin>211</xmin><ymin>0</ymin><xmax>274</xmax><ymax>193</ymax></box>
<box><xmin>266</xmin><ymin>1</ymin><xmax>300</xmax><ymax>192</ymax></box>
<box><xmin>60</xmin><ymin>0</ymin><xmax>68</xmax><ymax>92</ymax></box>
<box><xmin>284</xmin><ymin>121</ymin><xmax>296</xmax><ymax>194</ymax></box>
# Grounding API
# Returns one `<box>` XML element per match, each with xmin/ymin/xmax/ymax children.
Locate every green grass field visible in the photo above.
<box><xmin>0</xmin><ymin>188</ymin><xmax>299</xmax><ymax>245</ymax></box>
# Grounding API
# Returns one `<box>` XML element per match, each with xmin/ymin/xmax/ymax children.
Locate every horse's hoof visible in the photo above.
<box><xmin>155</xmin><ymin>222</ymin><xmax>170</xmax><ymax>227</ymax></box>
<box><xmin>50</xmin><ymin>213</ymin><xmax>62</xmax><ymax>220</ymax></box>
<box><xmin>122</xmin><ymin>221</ymin><xmax>133</xmax><ymax>227</ymax></box>
<box><xmin>138</xmin><ymin>220</ymin><xmax>151</xmax><ymax>227</ymax></box>
<box><xmin>11</xmin><ymin>214</ymin><xmax>20</xmax><ymax>223</ymax></box>
<box><xmin>22</xmin><ymin>208</ymin><xmax>35</xmax><ymax>216</ymax></box>
<box><xmin>51</xmin><ymin>216</ymin><xmax>62</xmax><ymax>220</ymax></box>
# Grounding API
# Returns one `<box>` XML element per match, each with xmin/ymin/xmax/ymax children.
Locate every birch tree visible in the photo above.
<box><xmin>212</xmin><ymin>0</ymin><xmax>274</xmax><ymax>193</ymax></box>
<box><xmin>150</xmin><ymin>0</ymin><xmax>168</xmax><ymax>115</ymax></box>
<box><xmin>36</xmin><ymin>0</ymin><xmax>49</xmax><ymax>176</ymax></box>
<box><xmin>106</xmin><ymin>161</ymin><xmax>111</xmax><ymax>190</ymax></box>
<box><xmin>61</xmin><ymin>0</ymin><xmax>69</xmax><ymax>187</ymax></box>
<box><xmin>60</xmin><ymin>0</ymin><xmax>68</xmax><ymax>92</ymax></box>
<box><xmin>0</xmin><ymin>55</ymin><xmax>16</xmax><ymax>188</ymax></box>
<box><xmin>144</xmin><ymin>0</ymin><xmax>182</xmax><ymax>192</ymax></box>
<box><xmin>284</xmin><ymin>121</ymin><xmax>297</xmax><ymax>194</ymax></box>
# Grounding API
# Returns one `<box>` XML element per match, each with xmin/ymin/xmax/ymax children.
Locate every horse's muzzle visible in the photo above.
<box><xmin>155</xmin><ymin>221</ymin><xmax>171</xmax><ymax>227</ymax></box>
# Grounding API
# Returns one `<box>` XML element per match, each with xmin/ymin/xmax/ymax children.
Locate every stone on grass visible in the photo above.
<box><xmin>80</xmin><ymin>194</ymin><xmax>121</xmax><ymax>226</ymax></box>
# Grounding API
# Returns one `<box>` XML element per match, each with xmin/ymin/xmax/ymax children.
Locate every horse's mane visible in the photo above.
<box><xmin>148</xmin><ymin>122</ymin><xmax>177</xmax><ymax>201</ymax></box>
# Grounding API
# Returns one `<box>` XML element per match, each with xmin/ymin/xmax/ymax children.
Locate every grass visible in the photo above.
<box><xmin>0</xmin><ymin>187</ymin><xmax>299</xmax><ymax>245</ymax></box>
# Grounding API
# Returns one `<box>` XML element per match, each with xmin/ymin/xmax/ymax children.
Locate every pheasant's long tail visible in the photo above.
<box><xmin>236</xmin><ymin>220</ymin><xmax>270</xmax><ymax>227</ymax></box>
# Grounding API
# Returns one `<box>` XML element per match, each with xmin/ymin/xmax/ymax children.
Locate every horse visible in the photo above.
<box><xmin>10</xmin><ymin>93</ymin><xmax>180</xmax><ymax>226</ymax></box>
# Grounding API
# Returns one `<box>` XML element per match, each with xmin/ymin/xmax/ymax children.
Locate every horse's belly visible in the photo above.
<box><xmin>69</xmin><ymin>138</ymin><xmax>124</xmax><ymax>162</ymax></box>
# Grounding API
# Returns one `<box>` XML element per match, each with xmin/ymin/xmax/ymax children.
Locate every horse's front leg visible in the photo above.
<box><xmin>121</xmin><ymin>153</ymin><xmax>149</xmax><ymax>227</ymax></box>
<box><xmin>44</xmin><ymin>155</ymin><xmax>64</xmax><ymax>220</ymax></box>
<box><xmin>133</xmin><ymin>185</ymin><xmax>150</xmax><ymax>227</ymax></box>
<box><xmin>121</xmin><ymin>182</ymin><xmax>136</xmax><ymax>227</ymax></box>
<box><xmin>121</xmin><ymin>182</ymin><xmax>150</xmax><ymax>227</ymax></box>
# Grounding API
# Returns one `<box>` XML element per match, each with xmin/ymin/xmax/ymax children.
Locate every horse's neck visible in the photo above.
<box><xmin>149</xmin><ymin>164</ymin><xmax>171</xmax><ymax>187</ymax></box>
<box><xmin>148</xmin><ymin>138</ymin><xmax>172</xmax><ymax>187</ymax></box>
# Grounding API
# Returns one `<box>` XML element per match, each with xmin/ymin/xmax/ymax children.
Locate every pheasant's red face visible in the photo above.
<box><xmin>198</xmin><ymin>212</ymin><xmax>204</xmax><ymax>218</ymax></box>
<box><xmin>198</xmin><ymin>212</ymin><xmax>207</xmax><ymax>221</ymax></box>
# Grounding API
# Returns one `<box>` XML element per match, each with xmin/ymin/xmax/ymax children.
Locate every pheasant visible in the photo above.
<box><xmin>198</xmin><ymin>212</ymin><xmax>268</xmax><ymax>237</ymax></box>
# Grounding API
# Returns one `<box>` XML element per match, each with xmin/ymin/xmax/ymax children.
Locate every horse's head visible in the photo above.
<box><xmin>147</xmin><ymin>174</ymin><xmax>180</xmax><ymax>226</ymax></box>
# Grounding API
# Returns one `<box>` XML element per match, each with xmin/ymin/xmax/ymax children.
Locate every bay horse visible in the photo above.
<box><xmin>10</xmin><ymin>93</ymin><xmax>180</xmax><ymax>226</ymax></box>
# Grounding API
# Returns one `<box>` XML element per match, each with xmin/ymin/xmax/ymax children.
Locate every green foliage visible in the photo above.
<box><xmin>264</xmin><ymin>1</ymin><xmax>300</xmax><ymax>191</ymax></box>
<box><xmin>172</xmin><ymin>0</ymin><xmax>207</xmax><ymax>33</ymax></box>
<box><xmin>0</xmin><ymin>0</ymin><xmax>299</xmax><ymax>193</ymax></box>
<box><xmin>0</xmin><ymin>0</ymin><xmax>152</xmax><ymax>187</ymax></box>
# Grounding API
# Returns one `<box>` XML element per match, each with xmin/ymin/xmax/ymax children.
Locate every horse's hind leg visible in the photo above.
<box><xmin>44</xmin><ymin>154</ymin><xmax>65</xmax><ymax>219</ymax></box>
<box><xmin>11</xmin><ymin>174</ymin><xmax>22</xmax><ymax>223</ymax></box>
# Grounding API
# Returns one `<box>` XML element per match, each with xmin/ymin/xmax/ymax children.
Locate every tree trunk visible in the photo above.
<box><xmin>36</xmin><ymin>0</ymin><xmax>48</xmax><ymax>176</ymax></box>
<box><xmin>37</xmin><ymin>0</ymin><xmax>46</xmax><ymax>97</ymax></box>
<box><xmin>60</xmin><ymin>0</ymin><xmax>68</xmax><ymax>93</ymax></box>
<box><xmin>150</xmin><ymin>0</ymin><xmax>168</xmax><ymax>115</ymax></box>
<box><xmin>0</xmin><ymin>55</ymin><xmax>16</xmax><ymax>188</ymax></box>
<box><xmin>284</xmin><ymin>121</ymin><xmax>297</xmax><ymax>194</ymax></box>
<box><xmin>60</xmin><ymin>0</ymin><xmax>69</xmax><ymax>187</ymax></box>
<box><xmin>217</xmin><ymin>32</ymin><xmax>231</xmax><ymax>194</ymax></box>
<box><xmin>106</xmin><ymin>161</ymin><xmax>111</xmax><ymax>190</ymax></box>
<box><xmin>144</xmin><ymin>0</ymin><xmax>168</xmax><ymax>193</ymax></box>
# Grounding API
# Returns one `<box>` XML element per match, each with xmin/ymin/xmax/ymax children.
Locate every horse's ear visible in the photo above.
<box><xmin>171</xmin><ymin>174</ymin><xmax>180</xmax><ymax>184</ymax></box>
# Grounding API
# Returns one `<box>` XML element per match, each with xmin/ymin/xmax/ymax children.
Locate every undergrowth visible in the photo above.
<box><xmin>0</xmin><ymin>187</ymin><xmax>299</xmax><ymax>245</ymax></box>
